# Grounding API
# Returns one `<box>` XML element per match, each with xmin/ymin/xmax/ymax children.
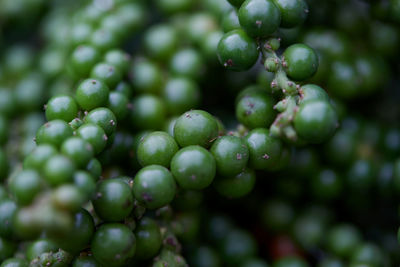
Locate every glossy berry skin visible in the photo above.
<box><xmin>133</xmin><ymin>165</ymin><xmax>176</xmax><ymax>209</ymax></box>
<box><xmin>84</xmin><ymin>107</ymin><xmax>117</xmax><ymax>136</ymax></box>
<box><xmin>162</xmin><ymin>77</ymin><xmax>201</xmax><ymax>115</ymax></box>
<box><xmin>45</xmin><ymin>95</ymin><xmax>78</xmax><ymax>122</ymax></box>
<box><xmin>214</xmin><ymin>168</ymin><xmax>256</xmax><ymax>198</ymax></box>
<box><xmin>55</xmin><ymin>209</ymin><xmax>95</xmax><ymax>254</ymax></box>
<box><xmin>171</xmin><ymin>146</ymin><xmax>216</xmax><ymax>190</ymax></box>
<box><xmin>222</xmin><ymin>9</ymin><xmax>241</xmax><ymax>33</ymax></box>
<box><xmin>273</xmin><ymin>0</ymin><xmax>308</xmax><ymax>28</ymax></box>
<box><xmin>86</xmin><ymin>158</ymin><xmax>102</xmax><ymax>180</ymax></box>
<box><xmin>75</xmin><ymin>79</ymin><xmax>109</xmax><ymax>111</ymax></box>
<box><xmin>299</xmin><ymin>84</ymin><xmax>329</xmax><ymax>104</ymax></box>
<box><xmin>210</xmin><ymin>135</ymin><xmax>249</xmax><ymax>177</ymax></box>
<box><xmin>43</xmin><ymin>155</ymin><xmax>76</xmax><ymax>186</ymax></box>
<box><xmin>130</xmin><ymin>95</ymin><xmax>166</xmax><ymax>130</ymax></box>
<box><xmin>294</xmin><ymin>100</ymin><xmax>338</xmax><ymax>144</ymax></box>
<box><xmin>238</xmin><ymin>0</ymin><xmax>281</xmax><ymax>37</ymax></box>
<box><xmin>36</xmin><ymin>120</ymin><xmax>73</xmax><ymax>148</ymax></box>
<box><xmin>92</xmin><ymin>179</ymin><xmax>134</xmax><ymax>222</ymax></box>
<box><xmin>104</xmin><ymin>49</ymin><xmax>130</xmax><ymax>74</ymax></box>
<box><xmin>76</xmin><ymin>123</ymin><xmax>107</xmax><ymax>155</ymax></box>
<box><xmin>70</xmin><ymin>45</ymin><xmax>101</xmax><ymax>78</ymax></box>
<box><xmin>61</xmin><ymin>137</ymin><xmax>94</xmax><ymax>168</ymax></box>
<box><xmin>23</xmin><ymin>144</ymin><xmax>57</xmax><ymax>171</ymax></box>
<box><xmin>26</xmin><ymin>239</ymin><xmax>58</xmax><ymax>261</ymax></box>
<box><xmin>90</xmin><ymin>63</ymin><xmax>122</xmax><ymax>89</ymax></box>
<box><xmin>245</xmin><ymin>128</ymin><xmax>283</xmax><ymax>170</ymax></box>
<box><xmin>107</xmin><ymin>92</ymin><xmax>129</xmax><ymax>121</ymax></box>
<box><xmin>9</xmin><ymin>170</ymin><xmax>42</xmax><ymax>206</ymax></box>
<box><xmin>174</xmin><ymin>110</ymin><xmax>219</xmax><ymax>148</ymax></box>
<box><xmin>283</xmin><ymin>44</ymin><xmax>318</xmax><ymax>81</ymax></box>
<box><xmin>52</xmin><ymin>183</ymin><xmax>84</xmax><ymax>212</ymax></box>
<box><xmin>91</xmin><ymin>223</ymin><xmax>136</xmax><ymax>267</ymax></box>
<box><xmin>236</xmin><ymin>92</ymin><xmax>276</xmax><ymax>129</ymax></box>
<box><xmin>217</xmin><ymin>29</ymin><xmax>259</xmax><ymax>71</ymax></box>
<box><xmin>137</xmin><ymin>131</ymin><xmax>179</xmax><ymax>168</ymax></box>
<box><xmin>73</xmin><ymin>171</ymin><xmax>96</xmax><ymax>197</ymax></box>
<box><xmin>134</xmin><ymin>217</ymin><xmax>162</xmax><ymax>260</ymax></box>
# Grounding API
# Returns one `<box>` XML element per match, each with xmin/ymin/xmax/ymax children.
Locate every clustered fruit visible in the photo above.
<box><xmin>0</xmin><ymin>0</ymin><xmax>399</xmax><ymax>266</ymax></box>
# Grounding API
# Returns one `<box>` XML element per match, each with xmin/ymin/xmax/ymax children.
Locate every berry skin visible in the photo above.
<box><xmin>0</xmin><ymin>200</ymin><xmax>17</xmax><ymax>238</ymax></box>
<box><xmin>23</xmin><ymin>144</ymin><xmax>57</xmax><ymax>171</ymax></box>
<box><xmin>236</xmin><ymin>91</ymin><xmax>276</xmax><ymax>129</ymax></box>
<box><xmin>104</xmin><ymin>49</ymin><xmax>131</xmax><ymax>74</ymax></box>
<box><xmin>43</xmin><ymin>155</ymin><xmax>76</xmax><ymax>186</ymax></box>
<box><xmin>70</xmin><ymin>45</ymin><xmax>101</xmax><ymax>78</ymax></box>
<box><xmin>273</xmin><ymin>0</ymin><xmax>309</xmax><ymax>28</ymax></box>
<box><xmin>36</xmin><ymin>120</ymin><xmax>73</xmax><ymax>148</ymax></box>
<box><xmin>137</xmin><ymin>131</ymin><xmax>179</xmax><ymax>168</ymax></box>
<box><xmin>245</xmin><ymin>128</ymin><xmax>283</xmax><ymax>170</ymax></box>
<box><xmin>173</xmin><ymin>110</ymin><xmax>219</xmax><ymax>148</ymax></box>
<box><xmin>90</xmin><ymin>62</ymin><xmax>123</xmax><ymax>89</ymax></box>
<box><xmin>214</xmin><ymin>168</ymin><xmax>256</xmax><ymax>198</ymax></box>
<box><xmin>210</xmin><ymin>135</ymin><xmax>249</xmax><ymax>177</ymax></box>
<box><xmin>144</xmin><ymin>24</ymin><xmax>178</xmax><ymax>61</ymax></box>
<box><xmin>9</xmin><ymin>170</ymin><xmax>42</xmax><ymax>206</ymax></box>
<box><xmin>91</xmin><ymin>223</ymin><xmax>136</xmax><ymax>267</ymax></box>
<box><xmin>84</xmin><ymin>107</ymin><xmax>117</xmax><ymax>136</ymax></box>
<box><xmin>171</xmin><ymin>145</ymin><xmax>216</xmax><ymax>190</ymax></box>
<box><xmin>217</xmin><ymin>29</ymin><xmax>259</xmax><ymax>71</ymax></box>
<box><xmin>76</xmin><ymin>123</ymin><xmax>108</xmax><ymax>155</ymax></box>
<box><xmin>130</xmin><ymin>95</ymin><xmax>166</xmax><ymax>131</ymax></box>
<box><xmin>238</xmin><ymin>0</ymin><xmax>281</xmax><ymax>38</ymax></box>
<box><xmin>133</xmin><ymin>165</ymin><xmax>176</xmax><ymax>210</ymax></box>
<box><xmin>294</xmin><ymin>100</ymin><xmax>338</xmax><ymax>144</ymax></box>
<box><xmin>134</xmin><ymin>217</ymin><xmax>163</xmax><ymax>260</ymax></box>
<box><xmin>61</xmin><ymin>137</ymin><xmax>94</xmax><ymax>168</ymax></box>
<box><xmin>283</xmin><ymin>44</ymin><xmax>319</xmax><ymax>81</ymax></box>
<box><xmin>75</xmin><ymin>79</ymin><xmax>109</xmax><ymax>111</ymax></box>
<box><xmin>107</xmin><ymin>91</ymin><xmax>129</xmax><ymax>121</ymax></box>
<box><xmin>92</xmin><ymin>179</ymin><xmax>134</xmax><ymax>222</ymax></box>
<box><xmin>45</xmin><ymin>95</ymin><xmax>78</xmax><ymax>122</ymax></box>
<box><xmin>299</xmin><ymin>84</ymin><xmax>329</xmax><ymax>104</ymax></box>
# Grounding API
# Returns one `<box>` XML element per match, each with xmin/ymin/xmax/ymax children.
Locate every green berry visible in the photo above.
<box><xmin>45</xmin><ymin>95</ymin><xmax>78</xmax><ymax>122</ymax></box>
<box><xmin>130</xmin><ymin>95</ymin><xmax>166</xmax><ymax>130</ymax></box>
<box><xmin>107</xmin><ymin>92</ymin><xmax>129</xmax><ymax>121</ymax></box>
<box><xmin>61</xmin><ymin>137</ymin><xmax>94</xmax><ymax>168</ymax></box>
<box><xmin>70</xmin><ymin>45</ymin><xmax>101</xmax><ymax>78</ymax></box>
<box><xmin>26</xmin><ymin>239</ymin><xmax>58</xmax><ymax>262</ymax></box>
<box><xmin>169</xmin><ymin>48</ymin><xmax>205</xmax><ymax>80</ymax></box>
<box><xmin>36</xmin><ymin>120</ymin><xmax>73</xmax><ymax>148</ymax></box>
<box><xmin>0</xmin><ymin>200</ymin><xmax>17</xmax><ymax>239</ymax></box>
<box><xmin>294</xmin><ymin>100</ymin><xmax>338</xmax><ymax>144</ymax></box>
<box><xmin>144</xmin><ymin>24</ymin><xmax>178</xmax><ymax>61</ymax></box>
<box><xmin>283</xmin><ymin>43</ymin><xmax>319</xmax><ymax>81</ymax></box>
<box><xmin>76</xmin><ymin>123</ymin><xmax>108</xmax><ymax>155</ymax></box>
<box><xmin>23</xmin><ymin>144</ymin><xmax>57</xmax><ymax>171</ymax></box>
<box><xmin>90</xmin><ymin>63</ymin><xmax>123</xmax><ymax>89</ymax></box>
<box><xmin>76</xmin><ymin>79</ymin><xmax>109</xmax><ymax>111</ymax></box>
<box><xmin>104</xmin><ymin>49</ymin><xmax>131</xmax><ymax>74</ymax></box>
<box><xmin>273</xmin><ymin>0</ymin><xmax>308</xmax><ymax>28</ymax></box>
<box><xmin>9</xmin><ymin>170</ymin><xmax>42</xmax><ymax>206</ymax></box>
<box><xmin>210</xmin><ymin>135</ymin><xmax>249</xmax><ymax>177</ymax></box>
<box><xmin>171</xmin><ymin>145</ymin><xmax>216</xmax><ymax>190</ymax></box>
<box><xmin>73</xmin><ymin>171</ymin><xmax>96</xmax><ymax>198</ymax></box>
<box><xmin>91</xmin><ymin>223</ymin><xmax>136</xmax><ymax>267</ymax></box>
<box><xmin>84</xmin><ymin>107</ymin><xmax>117</xmax><ymax>136</ymax></box>
<box><xmin>43</xmin><ymin>155</ymin><xmax>76</xmax><ymax>186</ymax></box>
<box><xmin>130</xmin><ymin>59</ymin><xmax>163</xmax><ymax>95</ymax></box>
<box><xmin>217</xmin><ymin>29</ymin><xmax>259</xmax><ymax>71</ymax></box>
<box><xmin>134</xmin><ymin>217</ymin><xmax>162</xmax><ymax>260</ymax></box>
<box><xmin>326</xmin><ymin>224</ymin><xmax>362</xmax><ymax>259</ymax></box>
<box><xmin>238</xmin><ymin>0</ymin><xmax>281</xmax><ymax>37</ymax></box>
<box><xmin>137</xmin><ymin>131</ymin><xmax>179</xmax><ymax>168</ymax></box>
<box><xmin>299</xmin><ymin>84</ymin><xmax>329</xmax><ymax>104</ymax></box>
<box><xmin>174</xmin><ymin>110</ymin><xmax>219</xmax><ymax>148</ymax></box>
<box><xmin>245</xmin><ymin>128</ymin><xmax>283</xmax><ymax>170</ymax></box>
<box><xmin>214</xmin><ymin>168</ymin><xmax>256</xmax><ymax>198</ymax></box>
<box><xmin>133</xmin><ymin>165</ymin><xmax>176</xmax><ymax>209</ymax></box>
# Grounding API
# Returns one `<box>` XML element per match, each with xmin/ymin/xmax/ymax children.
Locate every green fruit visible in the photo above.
<box><xmin>134</xmin><ymin>217</ymin><xmax>162</xmax><ymax>260</ymax></box>
<box><xmin>283</xmin><ymin>43</ymin><xmax>319</xmax><ymax>81</ymax></box>
<box><xmin>273</xmin><ymin>0</ymin><xmax>308</xmax><ymax>28</ymax></box>
<box><xmin>75</xmin><ymin>79</ymin><xmax>109</xmax><ymax>111</ymax></box>
<box><xmin>214</xmin><ymin>168</ymin><xmax>256</xmax><ymax>198</ymax></box>
<box><xmin>45</xmin><ymin>95</ymin><xmax>78</xmax><ymax>122</ymax></box>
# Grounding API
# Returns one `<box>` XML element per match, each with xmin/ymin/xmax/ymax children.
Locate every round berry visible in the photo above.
<box><xmin>130</xmin><ymin>95</ymin><xmax>166</xmax><ymax>130</ymax></box>
<box><xmin>174</xmin><ymin>110</ymin><xmax>219</xmax><ymax>148</ymax></box>
<box><xmin>217</xmin><ymin>29</ymin><xmax>259</xmax><ymax>71</ymax></box>
<box><xmin>91</xmin><ymin>223</ymin><xmax>136</xmax><ymax>267</ymax></box>
<box><xmin>92</xmin><ymin>179</ymin><xmax>134</xmax><ymax>222</ymax></box>
<box><xmin>0</xmin><ymin>200</ymin><xmax>17</xmax><ymax>238</ymax></box>
<box><xmin>104</xmin><ymin>49</ymin><xmax>130</xmax><ymax>74</ymax></box>
<box><xmin>36</xmin><ymin>120</ymin><xmax>73</xmax><ymax>148</ymax></box>
<box><xmin>76</xmin><ymin>123</ymin><xmax>108</xmax><ymax>155</ymax></box>
<box><xmin>9</xmin><ymin>170</ymin><xmax>42</xmax><ymax>206</ymax></box>
<box><xmin>23</xmin><ymin>144</ymin><xmax>57</xmax><ymax>171</ymax></box>
<box><xmin>294</xmin><ymin>100</ymin><xmax>338</xmax><ymax>144</ymax></box>
<box><xmin>137</xmin><ymin>131</ymin><xmax>179</xmax><ymax>168</ymax></box>
<box><xmin>133</xmin><ymin>165</ymin><xmax>176</xmax><ymax>210</ymax></box>
<box><xmin>134</xmin><ymin>217</ymin><xmax>162</xmax><ymax>260</ymax></box>
<box><xmin>130</xmin><ymin>59</ymin><xmax>163</xmax><ymax>95</ymax></box>
<box><xmin>76</xmin><ymin>79</ymin><xmax>109</xmax><ymax>111</ymax></box>
<box><xmin>299</xmin><ymin>84</ymin><xmax>329</xmax><ymax>104</ymax></box>
<box><xmin>236</xmin><ymin>91</ymin><xmax>276</xmax><ymax>129</ymax></box>
<box><xmin>70</xmin><ymin>45</ymin><xmax>101</xmax><ymax>78</ymax></box>
<box><xmin>144</xmin><ymin>24</ymin><xmax>178</xmax><ymax>61</ymax></box>
<box><xmin>107</xmin><ymin>92</ymin><xmax>129</xmax><ymax>121</ymax></box>
<box><xmin>210</xmin><ymin>135</ymin><xmax>249</xmax><ymax>177</ymax></box>
<box><xmin>171</xmin><ymin>146</ymin><xmax>216</xmax><ymax>190</ymax></box>
<box><xmin>273</xmin><ymin>0</ymin><xmax>308</xmax><ymax>28</ymax></box>
<box><xmin>61</xmin><ymin>137</ymin><xmax>94</xmax><ymax>168</ymax></box>
<box><xmin>84</xmin><ymin>107</ymin><xmax>117</xmax><ymax>136</ymax></box>
<box><xmin>45</xmin><ymin>95</ymin><xmax>78</xmax><ymax>122</ymax></box>
<box><xmin>90</xmin><ymin>63</ymin><xmax>123</xmax><ymax>89</ymax></box>
<box><xmin>283</xmin><ymin>44</ymin><xmax>318</xmax><ymax>81</ymax></box>
<box><xmin>44</xmin><ymin>155</ymin><xmax>76</xmax><ymax>186</ymax></box>
<box><xmin>238</xmin><ymin>0</ymin><xmax>281</xmax><ymax>37</ymax></box>
<box><xmin>214</xmin><ymin>168</ymin><xmax>256</xmax><ymax>198</ymax></box>
<box><xmin>169</xmin><ymin>48</ymin><xmax>205</xmax><ymax>80</ymax></box>
<box><xmin>245</xmin><ymin>128</ymin><xmax>283</xmax><ymax>170</ymax></box>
